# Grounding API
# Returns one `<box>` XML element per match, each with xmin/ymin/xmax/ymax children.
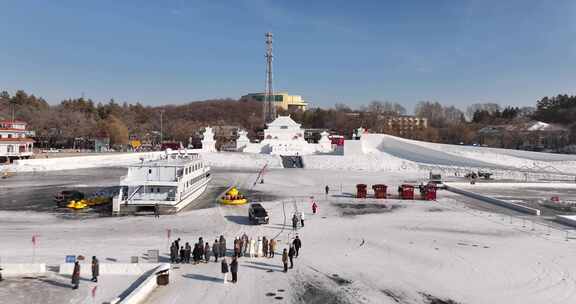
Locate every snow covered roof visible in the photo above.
<box><xmin>526</xmin><ymin>121</ymin><xmax>567</xmax><ymax>132</ymax></box>
<box><xmin>527</xmin><ymin>121</ymin><xmax>550</xmax><ymax>131</ymax></box>
<box><xmin>479</xmin><ymin>121</ymin><xmax>568</xmax><ymax>134</ymax></box>
<box><xmin>266</xmin><ymin>116</ymin><xmax>301</xmax><ymax>128</ymax></box>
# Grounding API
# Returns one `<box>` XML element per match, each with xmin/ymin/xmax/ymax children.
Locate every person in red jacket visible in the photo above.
<box><xmin>312</xmin><ymin>201</ymin><xmax>318</xmax><ymax>214</ymax></box>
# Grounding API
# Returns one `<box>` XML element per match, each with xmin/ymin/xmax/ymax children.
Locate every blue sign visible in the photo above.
<box><xmin>65</xmin><ymin>255</ymin><xmax>76</xmax><ymax>263</ymax></box>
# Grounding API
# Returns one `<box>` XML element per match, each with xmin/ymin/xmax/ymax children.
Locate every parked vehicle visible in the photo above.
<box><xmin>248</xmin><ymin>203</ymin><xmax>269</xmax><ymax>224</ymax></box>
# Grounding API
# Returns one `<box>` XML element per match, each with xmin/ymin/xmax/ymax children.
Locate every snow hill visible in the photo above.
<box><xmin>346</xmin><ymin>134</ymin><xmax>576</xmax><ymax>176</ymax></box>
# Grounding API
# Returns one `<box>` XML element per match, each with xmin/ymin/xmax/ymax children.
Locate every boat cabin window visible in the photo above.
<box><xmin>148</xmin><ymin>169</ymin><xmax>152</xmax><ymax>174</ymax></box>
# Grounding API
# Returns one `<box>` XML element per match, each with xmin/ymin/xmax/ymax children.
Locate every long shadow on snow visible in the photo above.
<box><xmin>241</xmin><ymin>264</ymin><xmax>280</xmax><ymax>272</ymax></box>
<box><xmin>182</xmin><ymin>273</ymin><xmax>222</xmax><ymax>283</ymax></box>
<box><xmin>224</xmin><ymin>215</ymin><xmax>251</xmax><ymax>225</ymax></box>
<box><xmin>246</xmin><ymin>261</ymin><xmax>284</xmax><ymax>269</ymax></box>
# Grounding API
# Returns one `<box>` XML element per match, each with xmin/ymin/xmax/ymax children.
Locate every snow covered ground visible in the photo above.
<box><xmin>2</xmin><ymin>167</ymin><xmax>576</xmax><ymax>303</ymax></box>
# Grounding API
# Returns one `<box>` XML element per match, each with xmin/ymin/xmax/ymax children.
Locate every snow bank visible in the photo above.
<box><xmin>0</xmin><ymin>264</ymin><xmax>46</xmax><ymax>277</ymax></box>
<box><xmin>447</xmin><ymin>182</ymin><xmax>576</xmax><ymax>189</ymax></box>
<box><xmin>199</xmin><ymin>151</ymin><xmax>282</xmax><ymax>170</ymax></box>
<box><xmin>107</xmin><ymin>264</ymin><xmax>170</xmax><ymax>304</ymax></box>
<box><xmin>556</xmin><ymin>215</ymin><xmax>576</xmax><ymax>228</ymax></box>
<box><xmin>303</xmin><ymin>154</ymin><xmax>419</xmax><ymax>172</ymax></box>
<box><xmin>7</xmin><ymin>151</ymin><xmax>282</xmax><ymax>172</ymax></box>
<box><xmin>446</xmin><ymin>185</ymin><xmax>541</xmax><ymax>215</ymax></box>
<box><xmin>9</xmin><ymin>152</ymin><xmax>162</xmax><ymax>172</ymax></box>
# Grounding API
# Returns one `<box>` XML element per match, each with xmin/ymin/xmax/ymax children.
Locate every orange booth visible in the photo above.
<box><xmin>399</xmin><ymin>184</ymin><xmax>414</xmax><ymax>200</ymax></box>
<box><xmin>356</xmin><ymin>184</ymin><xmax>367</xmax><ymax>198</ymax></box>
<box><xmin>372</xmin><ymin>184</ymin><xmax>387</xmax><ymax>199</ymax></box>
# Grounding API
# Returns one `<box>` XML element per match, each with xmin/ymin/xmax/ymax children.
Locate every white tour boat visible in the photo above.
<box><xmin>113</xmin><ymin>152</ymin><xmax>211</xmax><ymax>214</ymax></box>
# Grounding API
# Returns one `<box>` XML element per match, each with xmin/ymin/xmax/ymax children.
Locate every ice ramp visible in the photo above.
<box><xmin>281</xmin><ymin>155</ymin><xmax>304</xmax><ymax>168</ymax></box>
<box><xmin>362</xmin><ymin>134</ymin><xmax>510</xmax><ymax>169</ymax></box>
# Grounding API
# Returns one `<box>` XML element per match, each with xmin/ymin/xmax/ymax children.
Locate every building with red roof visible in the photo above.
<box><xmin>0</xmin><ymin>120</ymin><xmax>34</xmax><ymax>163</ymax></box>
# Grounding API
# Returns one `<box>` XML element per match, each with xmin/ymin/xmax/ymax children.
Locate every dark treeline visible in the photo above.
<box><xmin>0</xmin><ymin>90</ymin><xmax>263</xmax><ymax>147</ymax></box>
<box><xmin>1</xmin><ymin>90</ymin><xmax>575</xmax><ymax>148</ymax></box>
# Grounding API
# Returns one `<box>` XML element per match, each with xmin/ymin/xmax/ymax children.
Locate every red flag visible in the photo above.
<box><xmin>91</xmin><ymin>286</ymin><xmax>97</xmax><ymax>298</ymax></box>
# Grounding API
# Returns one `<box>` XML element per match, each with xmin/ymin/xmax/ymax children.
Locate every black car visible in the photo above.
<box><xmin>248</xmin><ymin>203</ymin><xmax>269</xmax><ymax>225</ymax></box>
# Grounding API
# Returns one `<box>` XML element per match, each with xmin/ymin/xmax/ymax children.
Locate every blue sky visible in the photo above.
<box><xmin>1</xmin><ymin>0</ymin><xmax>576</xmax><ymax>111</ymax></box>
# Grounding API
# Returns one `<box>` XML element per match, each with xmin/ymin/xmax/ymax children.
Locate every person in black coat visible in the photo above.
<box><xmin>91</xmin><ymin>256</ymin><xmax>99</xmax><ymax>282</ymax></box>
<box><xmin>198</xmin><ymin>242</ymin><xmax>204</xmax><ymax>261</ymax></box>
<box><xmin>282</xmin><ymin>249</ymin><xmax>288</xmax><ymax>272</ymax></box>
<box><xmin>288</xmin><ymin>245</ymin><xmax>295</xmax><ymax>269</ymax></box>
<box><xmin>221</xmin><ymin>258</ymin><xmax>229</xmax><ymax>284</ymax></box>
<box><xmin>230</xmin><ymin>256</ymin><xmax>238</xmax><ymax>283</ymax></box>
<box><xmin>175</xmin><ymin>238</ymin><xmax>181</xmax><ymax>252</ymax></box>
<box><xmin>179</xmin><ymin>246</ymin><xmax>185</xmax><ymax>264</ymax></box>
<box><xmin>71</xmin><ymin>261</ymin><xmax>80</xmax><ymax>289</ymax></box>
<box><xmin>213</xmin><ymin>240</ymin><xmax>220</xmax><ymax>262</ymax></box>
<box><xmin>219</xmin><ymin>235</ymin><xmax>226</xmax><ymax>257</ymax></box>
<box><xmin>292</xmin><ymin>236</ymin><xmax>302</xmax><ymax>258</ymax></box>
<box><xmin>192</xmin><ymin>243</ymin><xmax>200</xmax><ymax>264</ymax></box>
<box><xmin>292</xmin><ymin>214</ymin><xmax>298</xmax><ymax>230</ymax></box>
<box><xmin>170</xmin><ymin>243</ymin><xmax>177</xmax><ymax>263</ymax></box>
<box><xmin>185</xmin><ymin>242</ymin><xmax>192</xmax><ymax>263</ymax></box>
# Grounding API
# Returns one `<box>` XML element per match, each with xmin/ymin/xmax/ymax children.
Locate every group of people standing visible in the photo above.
<box><xmin>232</xmin><ymin>233</ymin><xmax>277</xmax><ymax>258</ymax></box>
<box><xmin>281</xmin><ymin>236</ymin><xmax>302</xmax><ymax>272</ymax></box>
<box><xmin>292</xmin><ymin>211</ymin><xmax>306</xmax><ymax>230</ymax></box>
<box><xmin>70</xmin><ymin>256</ymin><xmax>99</xmax><ymax>290</ymax></box>
<box><xmin>170</xmin><ymin>235</ymin><xmax>230</xmax><ymax>264</ymax></box>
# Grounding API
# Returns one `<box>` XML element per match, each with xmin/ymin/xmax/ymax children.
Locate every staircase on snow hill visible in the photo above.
<box><xmin>281</xmin><ymin>155</ymin><xmax>304</xmax><ymax>168</ymax></box>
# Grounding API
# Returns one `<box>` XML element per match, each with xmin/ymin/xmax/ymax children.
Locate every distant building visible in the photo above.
<box><xmin>381</xmin><ymin>116</ymin><xmax>428</xmax><ymax>135</ymax></box>
<box><xmin>237</xmin><ymin>116</ymin><xmax>332</xmax><ymax>155</ymax></box>
<box><xmin>0</xmin><ymin>120</ymin><xmax>34</xmax><ymax>163</ymax></box>
<box><xmin>241</xmin><ymin>92</ymin><xmax>308</xmax><ymax>111</ymax></box>
<box><xmin>478</xmin><ymin>121</ymin><xmax>569</xmax><ymax>151</ymax></box>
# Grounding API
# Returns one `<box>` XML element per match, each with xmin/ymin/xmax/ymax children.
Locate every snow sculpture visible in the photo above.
<box><xmin>236</xmin><ymin>129</ymin><xmax>250</xmax><ymax>151</ymax></box>
<box><xmin>201</xmin><ymin>127</ymin><xmax>217</xmax><ymax>152</ymax></box>
<box><xmin>318</xmin><ymin>131</ymin><xmax>332</xmax><ymax>153</ymax></box>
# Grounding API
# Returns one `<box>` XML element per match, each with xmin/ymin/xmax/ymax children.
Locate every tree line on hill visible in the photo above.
<box><xmin>1</xmin><ymin>90</ymin><xmax>575</xmax><ymax>149</ymax></box>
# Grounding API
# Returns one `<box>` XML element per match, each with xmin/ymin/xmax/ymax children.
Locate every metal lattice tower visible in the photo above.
<box><xmin>263</xmin><ymin>32</ymin><xmax>276</xmax><ymax>124</ymax></box>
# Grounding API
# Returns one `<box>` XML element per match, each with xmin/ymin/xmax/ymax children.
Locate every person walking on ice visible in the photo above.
<box><xmin>299</xmin><ymin>211</ymin><xmax>305</xmax><ymax>227</ymax></box>
<box><xmin>71</xmin><ymin>261</ymin><xmax>80</xmax><ymax>289</ymax></box>
<box><xmin>221</xmin><ymin>257</ymin><xmax>229</xmax><ymax>284</ymax></box>
<box><xmin>91</xmin><ymin>256</ymin><xmax>99</xmax><ymax>282</ymax></box>
<box><xmin>230</xmin><ymin>256</ymin><xmax>238</xmax><ymax>283</ymax></box>
<box><xmin>325</xmin><ymin>185</ymin><xmax>329</xmax><ymax>198</ymax></box>
<box><xmin>269</xmin><ymin>239</ymin><xmax>276</xmax><ymax>258</ymax></box>
<box><xmin>282</xmin><ymin>249</ymin><xmax>289</xmax><ymax>272</ymax></box>
<box><xmin>288</xmin><ymin>245</ymin><xmax>295</xmax><ymax>269</ymax></box>
<box><xmin>213</xmin><ymin>239</ymin><xmax>220</xmax><ymax>262</ymax></box>
<box><xmin>292</xmin><ymin>214</ymin><xmax>299</xmax><ymax>230</ymax></box>
<box><xmin>293</xmin><ymin>235</ymin><xmax>302</xmax><ymax>258</ymax></box>
<box><xmin>154</xmin><ymin>203</ymin><xmax>160</xmax><ymax>218</ymax></box>
<box><xmin>204</xmin><ymin>242</ymin><xmax>211</xmax><ymax>263</ymax></box>
<box><xmin>219</xmin><ymin>235</ymin><xmax>226</xmax><ymax>257</ymax></box>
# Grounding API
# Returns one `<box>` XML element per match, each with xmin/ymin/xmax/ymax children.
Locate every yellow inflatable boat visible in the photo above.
<box><xmin>220</xmin><ymin>187</ymin><xmax>248</xmax><ymax>205</ymax></box>
<box><xmin>85</xmin><ymin>196</ymin><xmax>111</xmax><ymax>206</ymax></box>
<box><xmin>67</xmin><ymin>200</ymin><xmax>88</xmax><ymax>210</ymax></box>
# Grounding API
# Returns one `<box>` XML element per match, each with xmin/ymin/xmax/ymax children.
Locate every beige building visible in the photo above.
<box><xmin>241</xmin><ymin>92</ymin><xmax>308</xmax><ymax>111</ymax></box>
<box><xmin>381</xmin><ymin>116</ymin><xmax>428</xmax><ymax>135</ymax></box>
